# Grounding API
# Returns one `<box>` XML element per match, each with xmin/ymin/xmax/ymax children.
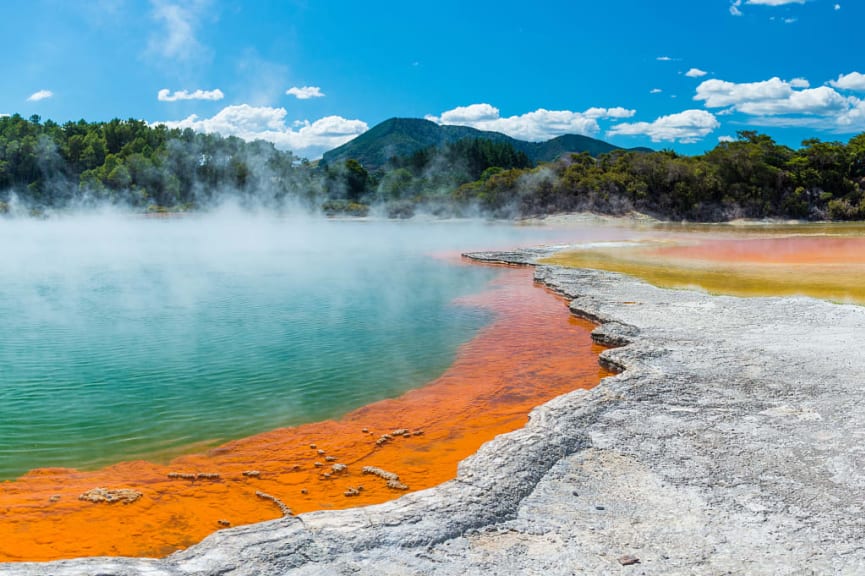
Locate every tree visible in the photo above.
<box><xmin>344</xmin><ymin>159</ymin><xmax>369</xmax><ymax>202</ymax></box>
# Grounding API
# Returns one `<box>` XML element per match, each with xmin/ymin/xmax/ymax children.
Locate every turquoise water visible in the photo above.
<box><xmin>0</xmin><ymin>214</ymin><xmax>594</xmax><ymax>480</ymax></box>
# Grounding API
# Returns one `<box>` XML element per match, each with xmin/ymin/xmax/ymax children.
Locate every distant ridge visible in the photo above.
<box><xmin>321</xmin><ymin>117</ymin><xmax>650</xmax><ymax>169</ymax></box>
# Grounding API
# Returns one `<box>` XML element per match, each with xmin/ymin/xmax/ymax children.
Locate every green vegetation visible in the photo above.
<box><xmin>0</xmin><ymin>113</ymin><xmax>316</xmax><ymax>212</ymax></box>
<box><xmin>2</xmin><ymin>113</ymin><xmax>865</xmax><ymax>221</ymax></box>
<box><xmin>455</xmin><ymin>131</ymin><xmax>865</xmax><ymax>221</ymax></box>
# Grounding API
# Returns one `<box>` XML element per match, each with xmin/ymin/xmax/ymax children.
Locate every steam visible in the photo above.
<box><xmin>0</xmin><ymin>210</ymin><xmax>625</xmax><ymax>477</ymax></box>
<box><xmin>0</xmin><ymin>133</ymin><xmax>325</xmax><ymax>218</ymax></box>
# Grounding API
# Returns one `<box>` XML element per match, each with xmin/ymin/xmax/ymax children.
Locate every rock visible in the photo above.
<box><xmin>78</xmin><ymin>488</ymin><xmax>142</xmax><ymax>505</ymax></box>
<box><xmin>618</xmin><ymin>555</ymin><xmax>640</xmax><ymax>566</ymax></box>
<box><xmin>254</xmin><ymin>490</ymin><xmax>291</xmax><ymax>517</ymax></box>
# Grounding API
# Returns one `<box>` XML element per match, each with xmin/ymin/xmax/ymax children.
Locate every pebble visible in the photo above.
<box><xmin>618</xmin><ymin>555</ymin><xmax>640</xmax><ymax>566</ymax></box>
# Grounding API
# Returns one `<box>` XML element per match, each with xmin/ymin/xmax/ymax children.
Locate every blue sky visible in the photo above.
<box><xmin>1</xmin><ymin>0</ymin><xmax>862</xmax><ymax>159</ymax></box>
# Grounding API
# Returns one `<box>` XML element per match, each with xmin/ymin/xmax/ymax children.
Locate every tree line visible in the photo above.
<box><xmin>454</xmin><ymin>131</ymin><xmax>865</xmax><ymax>221</ymax></box>
<box><xmin>2</xmin><ymin>113</ymin><xmax>865</xmax><ymax>221</ymax></box>
<box><xmin>0</xmin><ymin>114</ymin><xmax>316</xmax><ymax>214</ymax></box>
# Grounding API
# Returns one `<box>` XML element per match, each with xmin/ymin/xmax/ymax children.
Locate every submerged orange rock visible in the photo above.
<box><xmin>0</xmin><ymin>264</ymin><xmax>610</xmax><ymax>562</ymax></box>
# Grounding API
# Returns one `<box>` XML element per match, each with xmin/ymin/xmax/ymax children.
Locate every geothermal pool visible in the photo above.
<box><xmin>0</xmin><ymin>216</ymin><xmax>506</xmax><ymax>479</ymax></box>
<box><xmin>0</xmin><ymin>213</ymin><xmax>629</xmax><ymax>561</ymax></box>
<box><xmin>4</xmin><ymin>214</ymin><xmax>864</xmax><ymax>562</ymax></box>
<box><xmin>0</xmin><ymin>215</ymin><xmax>635</xmax><ymax>479</ymax></box>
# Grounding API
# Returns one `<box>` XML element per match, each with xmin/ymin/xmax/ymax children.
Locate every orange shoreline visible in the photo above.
<box><xmin>0</xmin><ymin>264</ymin><xmax>610</xmax><ymax>562</ymax></box>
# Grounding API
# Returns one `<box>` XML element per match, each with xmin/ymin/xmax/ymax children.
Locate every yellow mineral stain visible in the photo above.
<box><xmin>544</xmin><ymin>231</ymin><xmax>865</xmax><ymax>304</ymax></box>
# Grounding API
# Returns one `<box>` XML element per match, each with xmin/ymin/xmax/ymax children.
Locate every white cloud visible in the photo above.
<box><xmin>695</xmin><ymin>74</ymin><xmax>865</xmax><ymax>133</ymax></box>
<box><xmin>835</xmin><ymin>4</ymin><xmax>841</xmax><ymax>9</ymax></box>
<box><xmin>607</xmin><ymin>109</ymin><xmax>719</xmax><ymax>144</ymax></box>
<box><xmin>650</xmin><ymin>88</ymin><xmax>663</xmax><ymax>94</ymax></box>
<box><xmin>0</xmin><ymin>113</ymin><xmax>9</xmax><ymax>118</ymax></box>
<box><xmin>285</xmin><ymin>86</ymin><xmax>325</xmax><ymax>99</ymax></box>
<box><xmin>426</xmin><ymin>103</ymin><xmax>636</xmax><ymax>141</ymax></box>
<box><xmin>696</xmin><ymin>77</ymin><xmax>792</xmax><ymax>108</ymax></box>
<box><xmin>27</xmin><ymin>90</ymin><xmax>54</xmax><ymax>102</ymax></box>
<box><xmin>737</xmin><ymin>86</ymin><xmax>847</xmax><ymax>115</ymax></box>
<box><xmin>154</xmin><ymin>104</ymin><xmax>367</xmax><ymax>159</ymax></box>
<box><xmin>686</xmin><ymin>68</ymin><xmax>708</xmax><ymax>78</ymax></box>
<box><xmin>830</xmin><ymin>72</ymin><xmax>865</xmax><ymax>91</ymax></box>
<box><xmin>147</xmin><ymin>0</ymin><xmax>209</xmax><ymax>63</ymax></box>
<box><xmin>746</xmin><ymin>0</ymin><xmax>805</xmax><ymax>5</ymax></box>
<box><xmin>583</xmin><ymin>106</ymin><xmax>636</xmax><ymax>119</ymax></box>
<box><xmin>696</xmin><ymin>77</ymin><xmax>848</xmax><ymax>116</ymax></box>
<box><xmin>157</xmin><ymin>88</ymin><xmax>224</xmax><ymax>102</ymax></box>
<box><xmin>732</xmin><ymin>0</ymin><xmax>805</xmax><ymax>15</ymax></box>
<box><xmin>657</xmin><ymin>56</ymin><xmax>673</xmax><ymax>61</ymax></box>
<box><xmin>835</xmin><ymin>98</ymin><xmax>865</xmax><ymax>131</ymax></box>
<box><xmin>718</xmin><ymin>135</ymin><xmax>736</xmax><ymax>142</ymax></box>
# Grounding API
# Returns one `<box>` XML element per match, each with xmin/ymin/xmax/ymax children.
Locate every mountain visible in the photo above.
<box><xmin>320</xmin><ymin>117</ymin><xmax>649</xmax><ymax>170</ymax></box>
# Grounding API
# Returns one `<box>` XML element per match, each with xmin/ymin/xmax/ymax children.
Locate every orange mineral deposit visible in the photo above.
<box><xmin>0</xmin><ymin>265</ymin><xmax>610</xmax><ymax>561</ymax></box>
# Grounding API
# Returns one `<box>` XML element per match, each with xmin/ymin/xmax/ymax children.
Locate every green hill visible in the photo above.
<box><xmin>521</xmin><ymin>134</ymin><xmax>621</xmax><ymax>161</ymax></box>
<box><xmin>321</xmin><ymin>117</ymin><xmax>647</xmax><ymax>170</ymax></box>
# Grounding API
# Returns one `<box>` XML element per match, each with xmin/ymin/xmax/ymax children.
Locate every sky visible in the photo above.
<box><xmin>1</xmin><ymin>0</ymin><xmax>863</xmax><ymax>159</ymax></box>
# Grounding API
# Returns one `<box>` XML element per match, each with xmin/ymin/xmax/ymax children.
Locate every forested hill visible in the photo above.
<box><xmin>320</xmin><ymin>117</ymin><xmax>645</xmax><ymax>170</ymax></box>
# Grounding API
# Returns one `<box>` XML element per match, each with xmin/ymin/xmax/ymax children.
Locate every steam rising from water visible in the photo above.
<box><xmin>0</xmin><ymin>209</ymin><xmax>597</xmax><ymax>479</ymax></box>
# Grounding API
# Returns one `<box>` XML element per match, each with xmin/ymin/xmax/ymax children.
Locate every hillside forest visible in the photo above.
<box><xmin>2</xmin><ymin>113</ymin><xmax>865</xmax><ymax>221</ymax></box>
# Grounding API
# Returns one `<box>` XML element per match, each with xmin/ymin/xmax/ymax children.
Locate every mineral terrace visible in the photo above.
<box><xmin>5</xmin><ymin>247</ymin><xmax>865</xmax><ymax>575</ymax></box>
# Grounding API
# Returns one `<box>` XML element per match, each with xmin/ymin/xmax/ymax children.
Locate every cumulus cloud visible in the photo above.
<box><xmin>650</xmin><ymin>88</ymin><xmax>663</xmax><ymax>94</ymax></box>
<box><xmin>607</xmin><ymin>110</ymin><xmax>720</xmax><ymax>144</ymax></box>
<box><xmin>154</xmin><ymin>104</ymin><xmax>367</xmax><ymax>159</ymax></box>
<box><xmin>147</xmin><ymin>0</ymin><xmax>209</xmax><ymax>63</ymax></box>
<box><xmin>583</xmin><ymin>107</ymin><xmax>636</xmax><ymax>119</ymax></box>
<box><xmin>730</xmin><ymin>1</ymin><xmax>743</xmax><ymax>15</ymax></box>
<box><xmin>27</xmin><ymin>90</ymin><xmax>54</xmax><ymax>102</ymax></box>
<box><xmin>694</xmin><ymin>76</ymin><xmax>848</xmax><ymax>116</ymax></box>
<box><xmin>696</xmin><ymin>77</ymin><xmax>791</xmax><ymax>108</ymax></box>
<box><xmin>286</xmin><ymin>86</ymin><xmax>325</xmax><ymax>99</ymax></box>
<box><xmin>425</xmin><ymin>103</ymin><xmax>636</xmax><ymax>141</ymax></box>
<box><xmin>686</xmin><ymin>68</ymin><xmax>708</xmax><ymax>78</ymax></box>
<box><xmin>695</xmin><ymin>77</ymin><xmax>847</xmax><ymax>116</ymax></box>
<box><xmin>157</xmin><ymin>88</ymin><xmax>224</xmax><ymax>102</ymax></box>
<box><xmin>737</xmin><ymin>86</ymin><xmax>845</xmax><ymax>115</ymax></box>
<box><xmin>834</xmin><ymin>98</ymin><xmax>865</xmax><ymax>131</ymax></box>
<box><xmin>830</xmin><ymin>72</ymin><xmax>865</xmax><ymax>91</ymax></box>
<box><xmin>694</xmin><ymin>74</ymin><xmax>865</xmax><ymax>133</ymax></box>
<box><xmin>718</xmin><ymin>135</ymin><xmax>736</xmax><ymax>143</ymax></box>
